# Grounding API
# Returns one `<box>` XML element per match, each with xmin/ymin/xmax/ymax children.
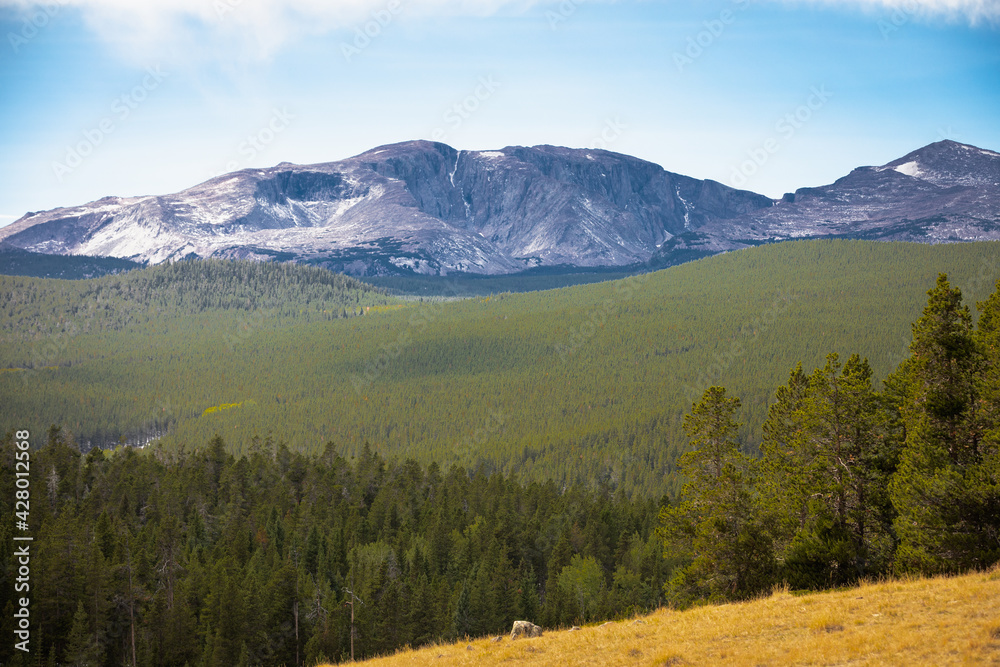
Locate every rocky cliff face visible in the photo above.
<box><xmin>1</xmin><ymin>139</ymin><xmax>997</xmax><ymax>276</ymax></box>
<box><xmin>682</xmin><ymin>140</ymin><xmax>1000</xmax><ymax>253</ymax></box>
<box><xmin>454</xmin><ymin>145</ymin><xmax>773</xmax><ymax>268</ymax></box>
<box><xmin>0</xmin><ymin>141</ymin><xmax>772</xmax><ymax>275</ymax></box>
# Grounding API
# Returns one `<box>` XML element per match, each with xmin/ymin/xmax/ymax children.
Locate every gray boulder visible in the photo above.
<box><xmin>510</xmin><ymin>620</ymin><xmax>543</xmax><ymax>640</ymax></box>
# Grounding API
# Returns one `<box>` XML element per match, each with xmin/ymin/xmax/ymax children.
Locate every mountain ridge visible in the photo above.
<box><xmin>2</xmin><ymin>139</ymin><xmax>998</xmax><ymax>276</ymax></box>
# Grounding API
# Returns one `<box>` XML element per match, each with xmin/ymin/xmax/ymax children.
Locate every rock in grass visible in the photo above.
<box><xmin>510</xmin><ymin>620</ymin><xmax>543</xmax><ymax>640</ymax></box>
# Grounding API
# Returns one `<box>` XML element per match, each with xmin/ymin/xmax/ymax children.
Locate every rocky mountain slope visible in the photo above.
<box><xmin>689</xmin><ymin>140</ymin><xmax>1000</xmax><ymax>251</ymax></box>
<box><xmin>2</xmin><ymin>139</ymin><xmax>997</xmax><ymax>276</ymax></box>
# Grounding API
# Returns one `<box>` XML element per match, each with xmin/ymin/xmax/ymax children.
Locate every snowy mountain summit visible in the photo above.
<box><xmin>2</xmin><ymin>140</ymin><xmax>997</xmax><ymax>276</ymax></box>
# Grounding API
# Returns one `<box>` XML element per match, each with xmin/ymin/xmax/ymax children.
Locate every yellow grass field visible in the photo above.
<box><xmin>337</xmin><ymin>566</ymin><xmax>1000</xmax><ymax>666</ymax></box>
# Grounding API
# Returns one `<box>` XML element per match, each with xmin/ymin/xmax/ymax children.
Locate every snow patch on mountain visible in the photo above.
<box><xmin>961</xmin><ymin>144</ymin><xmax>1000</xmax><ymax>158</ymax></box>
<box><xmin>2</xmin><ymin>139</ymin><xmax>997</xmax><ymax>277</ymax></box>
<box><xmin>893</xmin><ymin>161</ymin><xmax>923</xmax><ymax>178</ymax></box>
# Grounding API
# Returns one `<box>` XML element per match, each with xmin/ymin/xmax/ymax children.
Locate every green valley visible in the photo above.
<box><xmin>2</xmin><ymin>240</ymin><xmax>998</xmax><ymax>498</ymax></box>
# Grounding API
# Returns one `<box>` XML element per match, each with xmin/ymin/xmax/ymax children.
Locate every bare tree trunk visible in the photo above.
<box><xmin>128</xmin><ymin>548</ymin><xmax>137</xmax><ymax>667</ymax></box>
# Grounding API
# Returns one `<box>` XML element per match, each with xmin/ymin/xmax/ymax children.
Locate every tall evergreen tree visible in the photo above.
<box><xmin>970</xmin><ymin>280</ymin><xmax>1000</xmax><ymax>559</ymax></box>
<box><xmin>889</xmin><ymin>274</ymin><xmax>992</xmax><ymax>573</ymax></box>
<box><xmin>64</xmin><ymin>602</ymin><xmax>98</xmax><ymax>667</ymax></box>
<box><xmin>659</xmin><ymin>387</ymin><xmax>773</xmax><ymax>605</ymax></box>
<box><xmin>759</xmin><ymin>355</ymin><xmax>896</xmax><ymax>588</ymax></box>
<box><xmin>758</xmin><ymin>364</ymin><xmax>811</xmax><ymax>552</ymax></box>
<box><xmin>540</xmin><ymin>532</ymin><xmax>574</xmax><ymax>628</ymax></box>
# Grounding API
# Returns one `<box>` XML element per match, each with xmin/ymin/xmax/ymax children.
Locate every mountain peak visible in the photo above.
<box><xmin>881</xmin><ymin>140</ymin><xmax>1000</xmax><ymax>188</ymax></box>
<box><xmin>353</xmin><ymin>140</ymin><xmax>458</xmax><ymax>161</ymax></box>
<box><xmin>1</xmin><ymin>140</ymin><xmax>997</xmax><ymax>275</ymax></box>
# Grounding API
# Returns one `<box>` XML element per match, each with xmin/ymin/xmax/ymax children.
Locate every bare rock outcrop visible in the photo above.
<box><xmin>510</xmin><ymin>620</ymin><xmax>543</xmax><ymax>640</ymax></box>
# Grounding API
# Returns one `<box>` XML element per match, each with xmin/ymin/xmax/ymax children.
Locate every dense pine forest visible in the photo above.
<box><xmin>0</xmin><ymin>258</ymin><xmax>394</xmax><ymax>337</ymax></box>
<box><xmin>2</xmin><ymin>241</ymin><xmax>999</xmax><ymax>498</ymax></box>
<box><xmin>0</xmin><ymin>431</ymin><xmax>667</xmax><ymax>666</ymax></box>
<box><xmin>0</xmin><ymin>248</ymin><xmax>141</xmax><ymax>281</ymax></box>
<box><xmin>660</xmin><ymin>272</ymin><xmax>1000</xmax><ymax>605</ymax></box>
<box><xmin>2</xmin><ymin>265</ymin><xmax>999</xmax><ymax>666</ymax></box>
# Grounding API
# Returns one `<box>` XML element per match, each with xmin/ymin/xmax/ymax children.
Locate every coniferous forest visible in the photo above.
<box><xmin>2</xmin><ymin>241</ymin><xmax>1000</xmax><ymax>665</ymax></box>
<box><xmin>0</xmin><ymin>431</ymin><xmax>667</xmax><ymax>666</ymax></box>
<box><xmin>659</xmin><ymin>273</ymin><xmax>1000</xmax><ymax>602</ymax></box>
<box><xmin>3</xmin><ymin>241</ymin><xmax>999</xmax><ymax>498</ymax></box>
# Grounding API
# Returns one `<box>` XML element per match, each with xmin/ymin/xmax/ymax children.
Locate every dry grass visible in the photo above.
<box><xmin>331</xmin><ymin>566</ymin><xmax>1000</xmax><ymax>666</ymax></box>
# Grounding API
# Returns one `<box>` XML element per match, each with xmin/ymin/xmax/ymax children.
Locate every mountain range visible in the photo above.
<box><xmin>2</xmin><ymin>139</ymin><xmax>998</xmax><ymax>276</ymax></box>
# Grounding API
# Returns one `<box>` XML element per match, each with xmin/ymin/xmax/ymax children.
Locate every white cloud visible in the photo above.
<box><xmin>0</xmin><ymin>0</ymin><xmax>548</xmax><ymax>62</ymax></box>
<box><xmin>777</xmin><ymin>0</ymin><xmax>1000</xmax><ymax>24</ymax></box>
<box><xmin>0</xmin><ymin>0</ymin><xmax>993</xmax><ymax>65</ymax></box>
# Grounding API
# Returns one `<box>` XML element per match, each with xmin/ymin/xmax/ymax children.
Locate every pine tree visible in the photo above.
<box><xmin>450</xmin><ymin>576</ymin><xmax>474</xmax><ymax>640</ymax></box>
<box><xmin>64</xmin><ymin>602</ymin><xmax>96</xmax><ymax>667</ymax></box>
<box><xmin>515</xmin><ymin>564</ymin><xmax>541</xmax><ymax>623</ymax></box>
<box><xmin>890</xmin><ymin>274</ymin><xmax>990</xmax><ymax>573</ymax></box>
<box><xmin>659</xmin><ymin>387</ymin><xmax>774</xmax><ymax>605</ymax></box>
<box><xmin>540</xmin><ymin>532</ymin><xmax>574</xmax><ymax>627</ymax></box>
<box><xmin>758</xmin><ymin>363</ymin><xmax>811</xmax><ymax>551</ymax></box>
<box><xmin>969</xmin><ymin>279</ymin><xmax>1000</xmax><ymax>563</ymax></box>
<box><xmin>759</xmin><ymin>355</ymin><xmax>895</xmax><ymax>588</ymax></box>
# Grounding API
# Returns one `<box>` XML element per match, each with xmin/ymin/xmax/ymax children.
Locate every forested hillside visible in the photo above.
<box><xmin>0</xmin><ymin>258</ymin><xmax>394</xmax><ymax>337</ymax></box>
<box><xmin>1</xmin><ymin>240</ymin><xmax>998</xmax><ymax>497</ymax></box>
<box><xmin>658</xmin><ymin>271</ymin><xmax>1000</xmax><ymax>609</ymax></box>
<box><xmin>0</xmin><ymin>432</ymin><xmax>666</xmax><ymax>666</ymax></box>
<box><xmin>3</xmin><ymin>267</ymin><xmax>999</xmax><ymax>667</ymax></box>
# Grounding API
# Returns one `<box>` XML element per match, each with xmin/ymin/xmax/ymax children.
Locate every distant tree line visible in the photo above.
<box><xmin>0</xmin><ymin>258</ymin><xmax>392</xmax><ymax>339</ymax></box>
<box><xmin>660</xmin><ymin>274</ymin><xmax>1000</xmax><ymax>605</ymax></box>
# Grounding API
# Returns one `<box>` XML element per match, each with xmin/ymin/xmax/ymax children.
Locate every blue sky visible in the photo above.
<box><xmin>1</xmin><ymin>0</ymin><xmax>998</xmax><ymax>226</ymax></box>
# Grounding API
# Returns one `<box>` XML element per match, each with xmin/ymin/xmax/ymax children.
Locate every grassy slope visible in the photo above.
<box><xmin>2</xmin><ymin>240</ymin><xmax>999</xmax><ymax>497</ymax></box>
<box><xmin>351</xmin><ymin>567</ymin><xmax>1000</xmax><ymax>666</ymax></box>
